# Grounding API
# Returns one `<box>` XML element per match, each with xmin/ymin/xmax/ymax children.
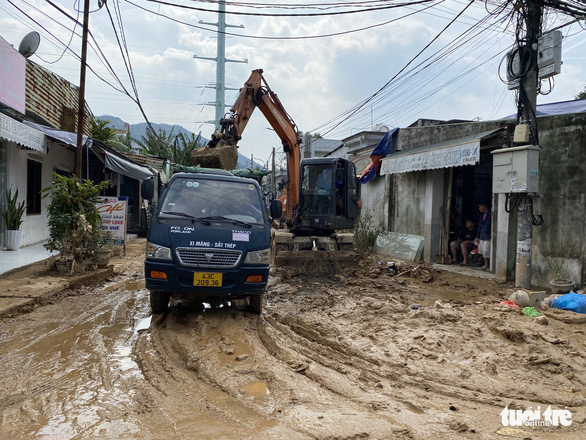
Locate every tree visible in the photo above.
<box><xmin>297</xmin><ymin>130</ymin><xmax>323</xmax><ymax>140</ymax></box>
<box><xmin>134</xmin><ymin>127</ymin><xmax>206</xmax><ymax>166</ymax></box>
<box><xmin>90</xmin><ymin>118</ymin><xmax>133</xmax><ymax>153</ymax></box>
<box><xmin>175</xmin><ymin>131</ymin><xmax>205</xmax><ymax>166</ymax></box>
<box><xmin>576</xmin><ymin>87</ymin><xmax>586</xmax><ymax>100</ymax></box>
<box><xmin>42</xmin><ymin>174</ymin><xmax>109</xmax><ymax>264</ymax></box>
<box><xmin>90</xmin><ymin>118</ymin><xmax>117</xmax><ymax>145</ymax></box>
<box><xmin>134</xmin><ymin>127</ymin><xmax>175</xmax><ymax>159</ymax></box>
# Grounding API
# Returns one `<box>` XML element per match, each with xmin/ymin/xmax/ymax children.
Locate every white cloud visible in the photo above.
<box><xmin>1</xmin><ymin>1</ymin><xmax>585</xmax><ymax>163</ymax></box>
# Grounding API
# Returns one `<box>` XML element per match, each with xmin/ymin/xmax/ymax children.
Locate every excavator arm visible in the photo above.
<box><xmin>216</xmin><ymin>69</ymin><xmax>301</xmax><ymax>223</ymax></box>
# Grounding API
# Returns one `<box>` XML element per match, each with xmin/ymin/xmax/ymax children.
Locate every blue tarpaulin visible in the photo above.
<box><xmin>359</xmin><ymin>127</ymin><xmax>398</xmax><ymax>184</ymax></box>
<box><xmin>502</xmin><ymin>98</ymin><xmax>586</xmax><ymax>119</ymax></box>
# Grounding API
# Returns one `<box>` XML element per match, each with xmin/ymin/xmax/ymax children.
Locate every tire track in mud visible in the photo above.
<box><xmin>134</xmin><ymin>310</ymin><xmax>312</xmax><ymax>439</ymax></box>
<box><xmin>141</xmin><ymin>307</ymin><xmax>406</xmax><ymax>439</ymax></box>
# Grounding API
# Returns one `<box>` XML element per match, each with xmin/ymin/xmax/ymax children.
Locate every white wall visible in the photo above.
<box><xmin>359</xmin><ymin>176</ymin><xmax>386</xmax><ymax>231</ymax></box>
<box><xmin>7</xmin><ymin>140</ymin><xmax>75</xmax><ymax>247</ymax></box>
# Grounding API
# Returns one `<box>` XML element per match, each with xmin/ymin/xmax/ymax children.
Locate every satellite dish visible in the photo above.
<box><xmin>18</xmin><ymin>32</ymin><xmax>40</xmax><ymax>58</ymax></box>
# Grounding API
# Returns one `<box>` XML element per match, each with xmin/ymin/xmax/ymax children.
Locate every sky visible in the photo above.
<box><xmin>1</xmin><ymin>0</ymin><xmax>586</xmax><ymax>166</ymax></box>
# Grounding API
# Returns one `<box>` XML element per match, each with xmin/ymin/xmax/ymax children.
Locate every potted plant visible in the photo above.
<box><xmin>94</xmin><ymin>231</ymin><xmax>113</xmax><ymax>268</ymax></box>
<box><xmin>43</xmin><ymin>174</ymin><xmax>109</xmax><ymax>273</ymax></box>
<box><xmin>2</xmin><ymin>188</ymin><xmax>27</xmax><ymax>250</ymax></box>
<box><xmin>547</xmin><ymin>257</ymin><xmax>575</xmax><ymax>294</ymax></box>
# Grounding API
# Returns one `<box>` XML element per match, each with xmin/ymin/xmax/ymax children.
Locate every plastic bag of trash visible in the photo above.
<box><xmin>522</xmin><ymin>307</ymin><xmax>540</xmax><ymax>317</ymax></box>
<box><xmin>551</xmin><ymin>292</ymin><xmax>586</xmax><ymax>314</ymax></box>
<box><xmin>499</xmin><ymin>300</ymin><xmax>520</xmax><ymax>309</ymax></box>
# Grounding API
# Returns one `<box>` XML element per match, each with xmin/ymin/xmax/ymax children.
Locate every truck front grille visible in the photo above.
<box><xmin>176</xmin><ymin>247</ymin><xmax>242</xmax><ymax>268</ymax></box>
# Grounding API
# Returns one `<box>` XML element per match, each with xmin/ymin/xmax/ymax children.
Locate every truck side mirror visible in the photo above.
<box><xmin>269</xmin><ymin>199</ymin><xmax>282</xmax><ymax>219</ymax></box>
<box><xmin>141</xmin><ymin>178</ymin><xmax>154</xmax><ymax>201</ymax></box>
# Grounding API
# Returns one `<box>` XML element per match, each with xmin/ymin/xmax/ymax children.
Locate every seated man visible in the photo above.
<box><xmin>450</xmin><ymin>219</ymin><xmax>476</xmax><ymax>264</ymax></box>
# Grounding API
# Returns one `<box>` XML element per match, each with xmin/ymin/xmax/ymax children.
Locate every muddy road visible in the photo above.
<box><xmin>0</xmin><ymin>249</ymin><xmax>585</xmax><ymax>439</ymax></box>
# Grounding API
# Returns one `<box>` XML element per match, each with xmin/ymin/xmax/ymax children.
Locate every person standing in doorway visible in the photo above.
<box><xmin>475</xmin><ymin>201</ymin><xmax>491</xmax><ymax>270</ymax></box>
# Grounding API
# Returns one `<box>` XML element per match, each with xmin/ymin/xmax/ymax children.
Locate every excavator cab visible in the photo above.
<box><xmin>294</xmin><ymin>157</ymin><xmax>360</xmax><ymax>235</ymax></box>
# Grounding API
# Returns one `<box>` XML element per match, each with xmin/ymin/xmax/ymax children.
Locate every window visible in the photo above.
<box><xmin>27</xmin><ymin>160</ymin><xmax>42</xmax><ymax>214</ymax></box>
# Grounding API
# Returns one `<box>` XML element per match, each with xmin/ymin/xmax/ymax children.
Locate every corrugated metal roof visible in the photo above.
<box><xmin>25</xmin><ymin>61</ymin><xmax>92</xmax><ymax>135</ymax></box>
<box><xmin>349</xmin><ymin>150</ymin><xmax>373</xmax><ymax>176</ymax></box>
<box><xmin>121</xmin><ymin>151</ymin><xmax>169</xmax><ymax>174</ymax></box>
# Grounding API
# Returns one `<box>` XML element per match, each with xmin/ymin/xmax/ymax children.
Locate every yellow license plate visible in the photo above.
<box><xmin>193</xmin><ymin>272</ymin><xmax>222</xmax><ymax>287</ymax></box>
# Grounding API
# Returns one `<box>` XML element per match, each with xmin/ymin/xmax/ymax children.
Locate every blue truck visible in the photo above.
<box><xmin>141</xmin><ymin>170</ymin><xmax>281</xmax><ymax>314</ymax></box>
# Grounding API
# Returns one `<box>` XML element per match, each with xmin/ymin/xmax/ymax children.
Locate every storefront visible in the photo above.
<box><xmin>380</xmin><ymin>126</ymin><xmax>509</xmax><ymax>269</ymax></box>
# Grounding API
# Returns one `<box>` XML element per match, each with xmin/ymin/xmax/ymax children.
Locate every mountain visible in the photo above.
<box><xmin>97</xmin><ymin>115</ymin><xmax>264</xmax><ymax>170</ymax></box>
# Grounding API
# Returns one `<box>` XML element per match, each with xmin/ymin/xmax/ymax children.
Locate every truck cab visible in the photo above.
<box><xmin>142</xmin><ymin>171</ymin><xmax>279</xmax><ymax>314</ymax></box>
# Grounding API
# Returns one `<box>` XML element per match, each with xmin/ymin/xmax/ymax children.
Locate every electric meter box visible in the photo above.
<box><xmin>537</xmin><ymin>30</ymin><xmax>562</xmax><ymax>79</ymax></box>
<box><xmin>491</xmin><ymin>145</ymin><xmax>540</xmax><ymax>194</ymax></box>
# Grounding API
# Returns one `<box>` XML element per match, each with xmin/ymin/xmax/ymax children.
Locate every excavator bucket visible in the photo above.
<box><xmin>190</xmin><ymin>139</ymin><xmax>238</xmax><ymax>170</ymax></box>
<box><xmin>274</xmin><ymin>250</ymin><xmax>357</xmax><ymax>276</ymax></box>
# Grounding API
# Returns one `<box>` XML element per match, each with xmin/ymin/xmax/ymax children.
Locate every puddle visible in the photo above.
<box><xmin>113</xmin><ymin>345</ymin><xmax>137</xmax><ymax>371</ymax></box>
<box><xmin>242</xmin><ymin>381</ymin><xmax>269</xmax><ymax>397</ymax></box>
<box><xmin>125</xmin><ymin>280</ymin><xmax>146</xmax><ymax>291</ymax></box>
<box><xmin>219</xmin><ymin>341</ymin><xmax>253</xmax><ymax>363</ymax></box>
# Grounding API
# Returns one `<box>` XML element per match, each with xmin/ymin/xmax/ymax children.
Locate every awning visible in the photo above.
<box><xmin>103</xmin><ymin>151</ymin><xmax>154</xmax><ymax>181</ymax></box>
<box><xmin>380</xmin><ymin>129</ymin><xmax>502</xmax><ymax>175</ymax></box>
<box><xmin>22</xmin><ymin>120</ymin><xmax>87</xmax><ymax>147</ymax></box>
<box><xmin>0</xmin><ymin>113</ymin><xmax>46</xmax><ymax>153</ymax></box>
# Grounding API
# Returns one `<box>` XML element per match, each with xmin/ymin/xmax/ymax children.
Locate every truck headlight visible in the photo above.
<box><xmin>244</xmin><ymin>248</ymin><xmax>271</xmax><ymax>265</ymax></box>
<box><xmin>146</xmin><ymin>241</ymin><xmax>172</xmax><ymax>260</ymax></box>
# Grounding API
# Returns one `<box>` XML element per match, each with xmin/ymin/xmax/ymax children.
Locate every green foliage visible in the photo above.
<box><xmin>297</xmin><ymin>130</ymin><xmax>323</xmax><ymax>140</ymax></box>
<box><xmin>175</xmin><ymin>131</ymin><xmax>205</xmax><ymax>166</ymax></box>
<box><xmin>90</xmin><ymin>118</ymin><xmax>133</xmax><ymax>153</ymax></box>
<box><xmin>134</xmin><ymin>127</ymin><xmax>205</xmax><ymax>166</ymax></box>
<box><xmin>134</xmin><ymin>127</ymin><xmax>175</xmax><ymax>159</ymax></box>
<box><xmin>90</xmin><ymin>118</ymin><xmax>117</xmax><ymax>144</ymax></box>
<box><xmin>2</xmin><ymin>187</ymin><xmax>27</xmax><ymax>230</ymax></box>
<box><xmin>354</xmin><ymin>210</ymin><xmax>383</xmax><ymax>251</ymax></box>
<box><xmin>576</xmin><ymin>87</ymin><xmax>586</xmax><ymax>100</ymax></box>
<box><xmin>42</xmin><ymin>174</ymin><xmax>110</xmax><ymax>262</ymax></box>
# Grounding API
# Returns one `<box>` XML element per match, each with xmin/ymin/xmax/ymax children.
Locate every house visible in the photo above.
<box><xmin>0</xmin><ymin>34</ymin><xmax>91</xmax><ymax>249</ymax></box>
<box><xmin>0</xmin><ymin>35</ymin><xmax>155</xmax><ymax>250</ymax></box>
<box><xmin>357</xmin><ymin>101</ymin><xmax>586</xmax><ymax>290</ymax></box>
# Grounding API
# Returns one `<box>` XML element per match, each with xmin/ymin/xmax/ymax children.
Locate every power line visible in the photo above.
<box><xmin>122</xmin><ymin>0</ymin><xmax>445</xmax><ymax>40</ymax></box>
<box><xmin>144</xmin><ymin>0</ymin><xmax>436</xmax><ymax>17</ymax></box>
<box><xmin>315</xmin><ymin>0</ymin><xmax>477</xmax><ymax>135</ymax></box>
<box><xmin>104</xmin><ymin>0</ymin><xmax>161</xmax><ymax>139</ymax></box>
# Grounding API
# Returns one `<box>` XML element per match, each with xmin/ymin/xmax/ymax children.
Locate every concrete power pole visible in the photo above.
<box><xmin>515</xmin><ymin>1</ymin><xmax>542</xmax><ymax>289</ymax></box>
<box><xmin>195</xmin><ymin>1</ymin><xmax>247</xmax><ymax>132</ymax></box>
<box><xmin>75</xmin><ymin>0</ymin><xmax>90</xmax><ymax>178</ymax></box>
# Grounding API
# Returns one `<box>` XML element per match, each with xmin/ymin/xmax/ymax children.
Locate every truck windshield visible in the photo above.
<box><xmin>159</xmin><ymin>178</ymin><xmax>265</xmax><ymax>224</ymax></box>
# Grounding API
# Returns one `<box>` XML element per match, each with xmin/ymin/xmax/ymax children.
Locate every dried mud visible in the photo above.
<box><xmin>0</xmin><ymin>251</ymin><xmax>585</xmax><ymax>439</ymax></box>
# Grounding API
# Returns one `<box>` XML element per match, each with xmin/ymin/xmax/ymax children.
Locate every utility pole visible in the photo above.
<box><xmin>195</xmin><ymin>0</ymin><xmax>247</xmax><ymax>132</ymax></box>
<box><xmin>515</xmin><ymin>0</ymin><xmax>542</xmax><ymax>289</ymax></box>
<box><xmin>271</xmin><ymin>147</ymin><xmax>276</xmax><ymax>195</ymax></box>
<box><xmin>75</xmin><ymin>0</ymin><xmax>90</xmax><ymax>178</ymax></box>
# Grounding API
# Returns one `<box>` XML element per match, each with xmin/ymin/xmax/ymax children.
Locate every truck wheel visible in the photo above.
<box><xmin>247</xmin><ymin>295</ymin><xmax>264</xmax><ymax>314</ymax></box>
<box><xmin>150</xmin><ymin>291</ymin><xmax>170</xmax><ymax>314</ymax></box>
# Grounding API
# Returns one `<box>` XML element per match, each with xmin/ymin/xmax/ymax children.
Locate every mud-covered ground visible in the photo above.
<box><xmin>0</xmin><ymin>247</ymin><xmax>585</xmax><ymax>439</ymax></box>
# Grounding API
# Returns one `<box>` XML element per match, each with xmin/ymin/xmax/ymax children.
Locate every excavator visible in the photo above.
<box><xmin>192</xmin><ymin>69</ymin><xmax>361</xmax><ymax>267</ymax></box>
